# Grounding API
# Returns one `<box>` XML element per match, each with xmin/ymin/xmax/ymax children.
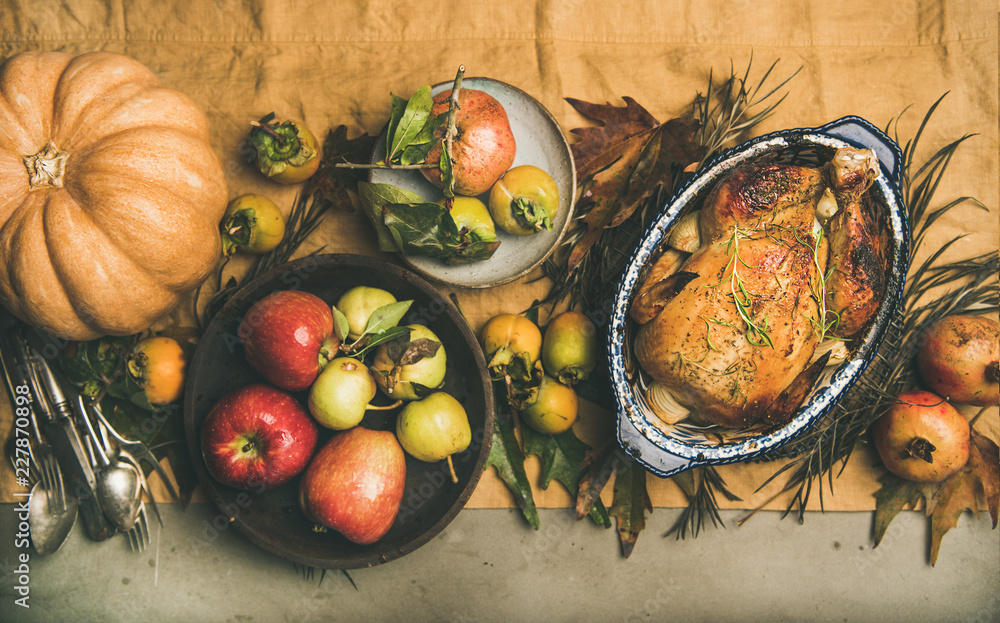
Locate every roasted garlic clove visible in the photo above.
<box><xmin>815</xmin><ymin>187</ymin><xmax>839</xmax><ymax>223</ymax></box>
<box><xmin>668</xmin><ymin>210</ymin><xmax>701</xmax><ymax>252</ymax></box>
<box><xmin>646</xmin><ymin>382</ymin><xmax>691</xmax><ymax>425</ymax></box>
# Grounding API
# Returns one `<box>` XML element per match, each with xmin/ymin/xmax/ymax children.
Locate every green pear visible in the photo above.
<box><xmin>336</xmin><ymin>286</ymin><xmax>397</xmax><ymax>340</ymax></box>
<box><xmin>308</xmin><ymin>357</ymin><xmax>377</xmax><ymax>430</ymax></box>
<box><xmin>396</xmin><ymin>392</ymin><xmax>471</xmax><ymax>482</ymax></box>
<box><xmin>372</xmin><ymin>324</ymin><xmax>447</xmax><ymax>401</ymax></box>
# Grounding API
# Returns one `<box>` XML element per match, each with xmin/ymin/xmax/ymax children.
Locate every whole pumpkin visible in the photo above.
<box><xmin>0</xmin><ymin>51</ymin><xmax>228</xmax><ymax>340</ymax></box>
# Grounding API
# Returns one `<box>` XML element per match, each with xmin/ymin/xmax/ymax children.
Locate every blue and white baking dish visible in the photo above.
<box><xmin>607</xmin><ymin>116</ymin><xmax>909</xmax><ymax>478</ymax></box>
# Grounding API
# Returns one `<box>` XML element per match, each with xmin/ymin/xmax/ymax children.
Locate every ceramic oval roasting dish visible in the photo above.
<box><xmin>608</xmin><ymin>117</ymin><xmax>909</xmax><ymax>477</ymax></box>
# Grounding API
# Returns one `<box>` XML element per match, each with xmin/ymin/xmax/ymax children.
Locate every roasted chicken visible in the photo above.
<box><xmin>631</xmin><ymin>147</ymin><xmax>882</xmax><ymax>430</ymax></box>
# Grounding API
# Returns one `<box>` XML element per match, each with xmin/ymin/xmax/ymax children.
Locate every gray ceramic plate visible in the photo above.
<box><xmin>369</xmin><ymin>77</ymin><xmax>576</xmax><ymax>288</ymax></box>
<box><xmin>608</xmin><ymin>117</ymin><xmax>910</xmax><ymax>478</ymax></box>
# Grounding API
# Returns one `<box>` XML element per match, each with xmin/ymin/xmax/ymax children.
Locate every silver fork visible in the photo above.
<box><xmin>1</xmin><ymin>329</ymin><xmax>66</xmax><ymax>513</ymax></box>
<box><xmin>126</xmin><ymin>501</ymin><xmax>150</xmax><ymax>552</ymax></box>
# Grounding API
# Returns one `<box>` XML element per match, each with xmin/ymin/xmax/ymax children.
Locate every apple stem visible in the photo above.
<box><xmin>988</xmin><ymin>360</ymin><xmax>999</xmax><ymax>384</ymax></box>
<box><xmin>242</xmin><ymin>440</ymin><xmax>255</xmax><ymax>453</ymax></box>
<box><xmin>364</xmin><ymin>400</ymin><xmax>403</xmax><ymax>411</ymax></box>
<box><xmin>446</xmin><ymin>455</ymin><xmax>458</xmax><ymax>484</ymax></box>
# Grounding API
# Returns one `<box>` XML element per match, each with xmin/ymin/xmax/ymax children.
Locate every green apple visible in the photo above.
<box><xmin>308</xmin><ymin>357</ymin><xmax>377</xmax><ymax>430</ymax></box>
<box><xmin>336</xmin><ymin>286</ymin><xmax>398</xmax><ymax>340</ymax></box>
<box><xmin>396</xmin><ymin>391</ymin><xmax>471</xmax><ymax>483</ymax></box>
<box><xmin>371</xmin><ymin>324</ymin><xmax>447</xmax><ymax>401</ymax></box>
<box><xmin>396</xmin><ymin>391</ymin><xmax>471</xmax><ymax>462</ymax></box>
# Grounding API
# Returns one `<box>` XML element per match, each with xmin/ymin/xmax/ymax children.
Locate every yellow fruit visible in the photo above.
<box><xmin>129</xmin><ymin>337</ymin><xmax>188</xmax><ymax>405</ymax></box>
<box><xmin>521</xmin><ymin>375</ymin><xmax>578</xmax><ymax>434</ymax></box>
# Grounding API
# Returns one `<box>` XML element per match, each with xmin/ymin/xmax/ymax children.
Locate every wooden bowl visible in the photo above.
<box><xmin>183</xmin><ymin>253</ymin><xmax>493</xmax><ymax>569</ymax></box>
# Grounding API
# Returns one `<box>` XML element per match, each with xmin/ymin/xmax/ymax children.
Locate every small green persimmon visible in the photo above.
<box><xmin>488</xmin><ymin>165</ymin><xmax>559</xmax><ymax>236</ymax></box>
<box><xmin>221</xmin><ymin>194</ymin><xmax>286</xmax><ymax>256</ymax></box>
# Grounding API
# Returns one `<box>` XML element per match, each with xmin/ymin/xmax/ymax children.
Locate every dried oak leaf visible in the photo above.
<box><xmin>608</xmin><ymin>458</ymin><xmax>652</xmax><ymax>559</ymax></box>
<box><xmin>575</xmin><ymin>439</ymin><xmax>617</xmax><ymax>520</ymax></box>
<box><xmin>873</xmin><ymin>430</ymin><xmax>999</xmax><ymax>566</ymax></box>
<box><xmin>564</xmin><ymin>98</ymin><xmax>705</xmax><ymax>271</ymax></box>
<box><xmin>308</xmin><ymin>125</ymin><xmax>376</xmax><ymax>209</ymax></box>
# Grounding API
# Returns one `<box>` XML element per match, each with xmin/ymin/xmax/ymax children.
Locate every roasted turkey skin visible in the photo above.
<box><xmin>631</xmin><ymin>148</ymin><xmax>881</xmax><ymax>430</ymax></box>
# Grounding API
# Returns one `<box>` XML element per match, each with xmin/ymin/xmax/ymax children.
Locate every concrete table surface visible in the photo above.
<box><xmin>1</xmin><ymin>503</ymin><xmax>997</xmax><ymax>622</ymax></box>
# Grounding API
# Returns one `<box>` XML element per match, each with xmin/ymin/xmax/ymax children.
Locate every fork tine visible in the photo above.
<box><xmin>127</xmin><ymin>502</ymin><xmax>149</xmax><ymax>553</ymax></box>
<box><xmin>40</xmin><ymin>446</ymin><xmax>67</xmax><ymax>513</ymax></box>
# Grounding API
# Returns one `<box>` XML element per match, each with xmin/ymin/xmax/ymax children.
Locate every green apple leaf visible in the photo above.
<box><xmin>486</xmin><ymin>409</ymin><xmax>539</xmax><ymax>530</ymax></box>
<box><xmin>331</xmin><ymin>306</ymin><xmax>351</xmax><ymax>343</ymax></box>
<box><xmin>439</xmin><ymin>146</ymin><xmax>455</xmax><ymax>199</ymax></box>
<box><xmin>522</xmin><ymin>426</ymin><xmax>611</xmax><ymax>528</ymax></box>
<box><xmin>363</xmin><ymin>300</ymin><xmax>413</xmax><ymax>337</ymax></box>
<box><xmin>382</xmin><ymin>201</ymin><xmax>499</xmax><ymax>264</ymax></box>
<box><xmin>387</xmin><ymin>85</ymin><xmax>433</xmax><ymax>164</ymax></box>
<box><xmin>349</xmin><ymin>325</ymin><xmax>411</xmax><ymax>360</ymax></box>
<box><xmin>400</xmin><ymin>111</ymin><xmax>447</xmax><ymax>165</ymax></box>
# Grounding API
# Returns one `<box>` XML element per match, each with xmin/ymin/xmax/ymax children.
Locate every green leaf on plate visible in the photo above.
<box><xmin>388</xmin><ymin>85</ymin><xmax>433</xmax><ymax>163</ymax></box>
<box><xmin>356</xmin><ymin>182</ymin><xmax>426</xmax><ymax>253</ymax></box>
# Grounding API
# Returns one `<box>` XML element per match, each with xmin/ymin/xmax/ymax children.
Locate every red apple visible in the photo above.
<box><xmin>298</xmin><ymin>427</ymin><xmax>406</xmax><ymax>545</ymax></box>
<box><xmin>421</xmin><ymin>88</ymin><xmax>516</xmax><ymax>196</ymax></box>
<box><xmin>238</xmin><ymin>290</ymin><xmax>339</xmax><ymax>391</ymax></box>
<box><xmin>201</xmin><ymin>384</ymin><xmax>319</xmax><ymax>491</ymax></box>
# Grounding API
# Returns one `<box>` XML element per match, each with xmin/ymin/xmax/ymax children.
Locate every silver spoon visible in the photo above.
<box><xmin>28</xmin><ymin>480</ymin><xmax>78</xmax><ymax>555</ymax></box>
<box><xmin>75</xmin><ymin>396</ymin><xmax>142</xmax><ymax>531</ymax></box>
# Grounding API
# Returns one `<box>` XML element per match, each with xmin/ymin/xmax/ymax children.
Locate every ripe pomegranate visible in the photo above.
<box><xmin>421</xmin><ymin>89</ymin><xmax>516</xmax><ymax>196</ymax></box>
<box><xmin>917</xmin><ymin>314</ymin><xmax>999</xmax><ymax>406</ymax></box>
<box><xmin>871</xmin><ymin>390</ymin><xmax>971</xmax><ymax>482</ymax></box>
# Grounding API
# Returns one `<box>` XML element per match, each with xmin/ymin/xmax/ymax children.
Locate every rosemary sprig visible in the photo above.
<box><xmin>756</xmin><ymin>95</ymin><xmax>997</xmax><ymax>521</ymax></box>
<box><xmin>706</xmin><ymin>226</ymin><xmax>775</xmax><ymax>349</ymax></box>
<box><xmin>665</xmin><ymin>467</ymin><xmax>742</xmax><ymax>539</ymax></box>
<box><xmin>785</xmin><ymin>225</ymin><xmax>842</xmax><ymax>343</ymax></box>
<box><xmin>693</xmin><ymin>55</ymin><xmax>801</xmax><ymax>171</ymax></box>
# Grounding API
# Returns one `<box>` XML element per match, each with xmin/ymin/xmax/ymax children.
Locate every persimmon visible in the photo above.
<box><xmin>488</xmin><ymin>165</ymin><xmax>560</xmax><ymax>235</ymax></box>
<box><xmin>479</xmin><ymin>313</ymin><xmax>542</xmax><ymax>367</ymax></box>
<box><xmin>128</xmin><ymin>337</ymin><xmax>188</xmax><ymax>405</ymax></box>
<box><xmin>542</xmin><ymin>311</ymin><xmax>599</xmax><ymax>385</ymax></box>
<box><xmin>221</xmin><ymin>194</ymin><xmax>286</xmax><ymax>256</ymax></box>
<box><xmin>521</xmin><ymin>374</ymin><xmax>578</xmax><ymax>434</ymax></box>
<box><xmin>248</xmin><ymin>114</ymin><xmax>320</xmax><ymax>185</ymax></box>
